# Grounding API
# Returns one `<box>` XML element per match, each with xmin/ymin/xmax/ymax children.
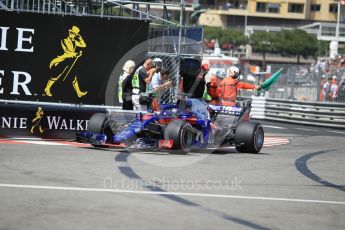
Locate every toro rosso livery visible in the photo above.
<box><xmin>76</xmin><ymin>98</ymin><xmax>264</xmax><ymax>154</ymax></box>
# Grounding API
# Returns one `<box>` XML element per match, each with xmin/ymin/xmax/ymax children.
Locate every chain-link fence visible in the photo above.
<box><xmin>147</xmin><ymin>26</ymin><xmax>204</xmax><ymax>107</ymax></box>
<box><xmin>238</xmin><ymin>63</ymin><xmax>345</xmax><ymax>103</ymax></box>
<box><xmin>148</xmin><ymin>53</ymin><xmax>180</xmax><ymax>105</ymax></box>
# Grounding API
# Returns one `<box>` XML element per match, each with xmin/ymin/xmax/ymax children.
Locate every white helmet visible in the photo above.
<box><xmin>228</xmin><ymin>66</ymin><xmax>240</xmax><ymax>78</ymax></box>
<box><xmin>215</xmin><ymin>70</ymin><xmax>226</xmax><ymax>79</ymax></box>
<box><xmin>153</xmin><ymin>58</ymin><xmax>163</xmax><ymax>68</ymax></box>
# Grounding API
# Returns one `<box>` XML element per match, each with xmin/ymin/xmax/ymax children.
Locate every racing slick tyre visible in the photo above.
<box><xmin>87</xmin><ymin>113</ymin><xmax>114</xmax><ymax>147</ymax></box>
<box><xmin>164</xmin><ymin>120</ymin><xmax>194</xmax><ymax>154</ymax></box>
<box><xmin>234</xmin><ymin>121</ymin><xmax>264</xmax><ymax>154</ymax></box>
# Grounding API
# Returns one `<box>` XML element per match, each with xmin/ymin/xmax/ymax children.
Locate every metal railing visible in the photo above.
<box><xmin>0</xmin><ymin>0</ymin><xmax>81</xmax><ymax>14</ymax></box>
<box><xmin>251</xmin><ymin>96</ymin><xmax>345</xmax><ymax>129</ymax></box>
<box><xmin>0</xmin><ymin>0</ymin><xmax>181</xmax><ymax>25</ymax></box>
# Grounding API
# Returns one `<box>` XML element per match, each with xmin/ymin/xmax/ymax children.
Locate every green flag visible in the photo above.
<box><xmin>260</xmin><ymin>68</ymin><xmax>284</xmax><ymax>91</ymax></box>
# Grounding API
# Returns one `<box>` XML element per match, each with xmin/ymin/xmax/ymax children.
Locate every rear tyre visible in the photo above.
<box><xmin>234</xmin><ymin>121</ymin><xmax>264</xmax><ymax>153</ymax></box>
<box><xmin>164</xmin><ymin>120</ymin><xmax>194</xmax><ymax>154</ymax></box>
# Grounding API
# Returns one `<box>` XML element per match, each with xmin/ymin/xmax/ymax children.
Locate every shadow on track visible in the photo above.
<box><xmin>115</xmin><ymin>152</ymin><xmax>272</xmax><ymax>230</ymax></box>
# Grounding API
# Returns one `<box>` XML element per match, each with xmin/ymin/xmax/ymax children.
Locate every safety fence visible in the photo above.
<box><xmin>147</xmin><ymin>25</ymin><xmax>203</xmax><ymax>105</ymax></box>
<box><xmin>0</xmin><ymin>0</ymin><xmax>79</xmax><ymax>14</ymax></box>
<box><xmin>255</xmin><ymin>64</ymin><xmax>345</xmax><ymax>103</ymax></box>
<box><xmin>251</xmin><ymin>96</ymin><xmax>345</xmax><ymax>129</ymax></box>
<box><xmin>0</xmin><ymin>0</ymin><xmax>180</xmax><ymax>25</ymax></box>
<box><xmin>147</xmin><ymin>53</ymin><xmax>180</xmax><ymax>105</ymax></box>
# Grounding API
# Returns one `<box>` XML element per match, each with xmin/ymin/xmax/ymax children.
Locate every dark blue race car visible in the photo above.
<box><xmin>76</xmin><ymin>98</ymin><xmax>264</xmax><ymax>154</ymax></box>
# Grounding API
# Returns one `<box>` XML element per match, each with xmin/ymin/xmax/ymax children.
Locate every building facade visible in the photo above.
<box><xmin>199</xmin><ymin>0</ymin><xmax>344</xmax><ymax>28</ymax></box>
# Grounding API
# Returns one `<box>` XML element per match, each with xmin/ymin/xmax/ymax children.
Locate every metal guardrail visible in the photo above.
<box><xmin>0</xmin><ymin>0</ymin><xmax>180</xmax><ymax>25</ymax></box>
<box><xmin>1</xmin><ymin>0</ymin><xmax>76</xmax><ymax>14</ymax></box>
<box><xmin>251</xmin><ymin>96</ymin><xmax>345</xmax><ymax>129</ymax></box>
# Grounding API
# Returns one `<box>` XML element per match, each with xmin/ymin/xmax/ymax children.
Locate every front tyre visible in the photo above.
<box><xmin>234</xmin><ymin>122</ymin><xmax>264</xmax><ymax>153</ymax></box>
<box><xmin>164</xmin><ymin>120</ymin><xmax>194</xmax><ymax>154</ymax></box>
<box><xmin>87</xmin><ymin>113</ymin><xmax>114</xmax><ymax>147</ymax></box>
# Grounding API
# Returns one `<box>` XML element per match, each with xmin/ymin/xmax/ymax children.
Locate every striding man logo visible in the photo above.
<box><xmin>44</xmin><ymin>25</ymin><xmax>87</xmax><ymax>98</ymax></box>
<box><xmin>30</xmin><ymin>107</ymin><xmax>44</xmax><ymax>134</ymax></box>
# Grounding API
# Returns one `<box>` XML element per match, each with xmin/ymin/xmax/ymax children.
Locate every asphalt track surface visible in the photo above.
<box><xmin>0</xmin><ymin>120</ymin><xmax>344</xmax><ymax>230</ymax></box>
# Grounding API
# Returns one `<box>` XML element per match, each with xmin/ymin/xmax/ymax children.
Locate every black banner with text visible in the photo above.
<box><xmin>0</xmin><ymin>11</ymin><xmax>149</xmax><ymax>105</ymax></box>
<box><xmin>0</xmin><ymin>103</ymin><xmax>105</xmax><ymax>139</ymax></box>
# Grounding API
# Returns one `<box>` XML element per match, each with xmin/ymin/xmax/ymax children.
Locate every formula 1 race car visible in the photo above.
<box><xmin>76</xmin><ymin>98</ymin><xmax>264</xmax><ymax>154</ymax></box>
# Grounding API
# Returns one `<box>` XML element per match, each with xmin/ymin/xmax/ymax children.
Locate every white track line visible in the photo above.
<box><xmin>19</xmin><ymin>140</ymin><xmax>68</xmax><ymax>146</ymax></box>
<box><xmin>295</xmin><ymin>128</ymin><xmax>319</xmax><ymax>132</ymax></box>
<box><xmin>263</xmin><ymin>125</ymin><xmax>287</xmax><ymax>129</ymax></box>
<box><xmin>327</xmin><ymin>130</ymin><xmax>345</xmax><ymax>135</ymax></box>
<box><xmin>0</xmin><ymin>183</ymin><xmax>344</xmax><ymax>205</ymax></box>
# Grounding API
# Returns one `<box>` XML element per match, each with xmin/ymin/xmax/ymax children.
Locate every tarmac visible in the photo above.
<box><xmin>0</xmin><ymin>121</ymin><xmax>344</xmax><ymax>230</ymax></box>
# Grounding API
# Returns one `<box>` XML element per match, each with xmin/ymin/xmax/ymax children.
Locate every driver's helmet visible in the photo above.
<box><xmin>228</xmin><ymin>66</ymin><xmax>240</xmax><ymax>79</ymax></box>
<box><xmin>201</xmin><ymin>63</ymin><xmax>210</xmax><ymax>73</ymax></box>
<box><xmin>201</xmin><ymin>63</ymin><xmax>210</xmax><ymax>70</ymax></box>
<box><xmin>153</xmin><ymin>58</ymin><xmax>163</xmax><ymax>69</ymax></box>
<box><xmin>215</xmin><ymin>70</ymin><xmax>226</xmax><ymax>79</ymax></box>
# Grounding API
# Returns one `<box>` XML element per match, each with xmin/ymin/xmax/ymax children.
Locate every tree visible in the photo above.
<box><xmin>204</xmin><ymin>27</ymin><xmax>247</xmax><ymax>53</ymax></box>
<box><xmin>204</xmin><ymin>27</ymin><xmax>222</xmax><ymax>41</ymax></box>
<box><xmin>276</xmin><ymin>29</ymin><xmax>318</xmax><ymax>64</ymax></box>
<box><xmin>249</xmin><ymin>31</ymin><xmax>277</xmax><ymax>66</ymax></box>
<box><xmin>317</xmin><ymin>40</ymin><xmax>329</xmax><ymax>57</ymax></box>
<box><xmin>220</xmin><ymin>29</ymin><xmax>248</xmax><ymax>49</ymax></box>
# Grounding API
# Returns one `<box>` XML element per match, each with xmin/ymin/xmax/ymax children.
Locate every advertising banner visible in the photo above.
<box><xmin>0</xmin><ymin>11</ymin><xmax>149</xmax><ymax>105</ymax></box>
<box><xmin>0</xmin><ymin>103</ymin><xmax>105</xmax><ymax>138</ymax></box>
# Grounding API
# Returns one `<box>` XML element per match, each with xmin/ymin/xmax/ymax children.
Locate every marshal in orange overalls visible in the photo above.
<box><xmin>219</xmin><ymin>77</ymin><xmax>256</xmax><ymax>106</ymax></box>
<box><xmin>207</xmin><ymin>75</ymin><xmax>222</xmax><ymax>105</ymax></box>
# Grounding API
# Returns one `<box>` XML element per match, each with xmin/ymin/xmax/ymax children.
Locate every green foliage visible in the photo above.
<box><xmin>276</xmin><ymin>29</ymin><xmax>318</xmax><ymax>63</ymax></box>
<box><xmin>204</xmin><ymin>27</ymin><xmax>248</xmax><ymax>48</ymax></box>
<box><xmin>249</xmin><ymin>31</ymin><xmax>277</xmax><ymax>53</ymax></box>
<box><xmin>204</xmin><ymin>27</ymin><xmax>222</xmax><ymax>41</ymax></box>
<box><xmin>317</xmin><ymin>40</ymin><xmax>329</xmax><ymax>57</ymax></box>
<box><xmin>249</xmin><ymin>31</ymin><xmax>277</xmax><ymax>66</ymax></box>
<box><xmin>339</xmin><ymin>43</ymin><xmax>345</xmax><ymax>54</ymax></box>
<box><xmin>204</xmin><ymin>27</ymin><xmax>320</xmax><ymax>64</ymax></box>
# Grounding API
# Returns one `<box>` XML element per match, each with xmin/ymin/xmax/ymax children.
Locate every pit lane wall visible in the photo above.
<box><xmin>251</xmin><ymin>96</ymin><xmax>345</xmax><ymax>129</ymax></box>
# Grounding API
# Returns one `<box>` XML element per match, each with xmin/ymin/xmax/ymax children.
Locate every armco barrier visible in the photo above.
<box><xmin>250</xmin><ymin>96</ymin><xmax>266</xmax><ymax>120</ymax></box>
<box><xmin>251</xmin><ymin>96</ymin><xmax>345</xmax><ymax>129</ymax></box>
